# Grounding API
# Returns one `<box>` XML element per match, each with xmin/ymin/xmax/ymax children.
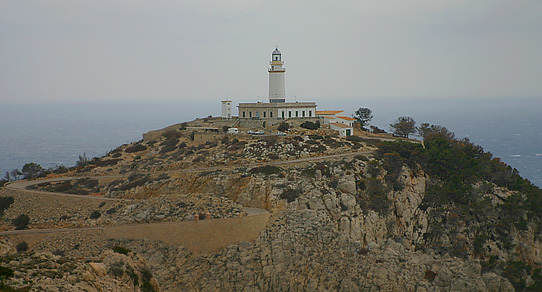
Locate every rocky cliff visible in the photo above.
<box><xmin>1</xmin><ymin>119</ymin><xmax>541</xmax><ymax>291</ymax></box>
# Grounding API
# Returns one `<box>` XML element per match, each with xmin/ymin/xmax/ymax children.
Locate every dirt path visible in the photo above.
<box><xmin>1</xmin><ymin>150</ymin><xmax>371</xmax><ymax>253</ymax></box>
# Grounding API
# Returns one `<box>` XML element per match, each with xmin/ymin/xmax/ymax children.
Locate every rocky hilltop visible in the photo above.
<box><xmin>1</xmin><ymin>117</ymin><xmax>541</xmax><ymax>291</ymax></box>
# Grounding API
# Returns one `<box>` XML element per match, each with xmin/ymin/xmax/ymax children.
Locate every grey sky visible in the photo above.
<box><xmin>1</xmin><ymin>0</ymin><xmax>541</xmax><ymax>104</ymax></box>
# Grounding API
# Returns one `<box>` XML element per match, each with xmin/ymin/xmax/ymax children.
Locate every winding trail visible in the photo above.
<box><xmin>1</xmin><ymin>150</ymin><xmax>372</xmax><ymax>252</ymax></box>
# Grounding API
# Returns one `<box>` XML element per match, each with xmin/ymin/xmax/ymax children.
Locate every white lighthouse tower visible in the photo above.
<box><xmin>268</xmin><ymin>48</ymin><xmax>286</xmax><ymax>103</ymax></box>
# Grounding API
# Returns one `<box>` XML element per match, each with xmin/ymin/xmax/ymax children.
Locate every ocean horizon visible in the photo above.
<box><xmin>1</xmin><ymin>97</ymin><xmax>541</xmax><ymax>187</ymax></box>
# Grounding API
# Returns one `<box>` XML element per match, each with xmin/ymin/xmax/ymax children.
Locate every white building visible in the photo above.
<box><xmin>330</xmin><ymin>123</ymin><xmax>353</xmax><ymax>136</ymax></box>
<box><xmin>317</xmin><ymin>110</ymin><xmax>355</xmax><ymax>135</ymax></box>
<box><xmin>269</xmin><ymin>48</ymin><xmax>286</xmax><ymax>103</ymax></box>
<box><xmin>221</xmin><ymin>100</ymin><xmax>232</xmax><ymax>119</ymax></box>
<box><xmin>238</xmin><ymin>48</ymin><xmax>317</xmax><ymax>119</ymax></box>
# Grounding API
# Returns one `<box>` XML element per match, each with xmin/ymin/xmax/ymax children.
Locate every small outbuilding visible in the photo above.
<box><xmin>330</xmin><ymin>123</ymin><xmax>353</xmax><ymax>136</ymax></box>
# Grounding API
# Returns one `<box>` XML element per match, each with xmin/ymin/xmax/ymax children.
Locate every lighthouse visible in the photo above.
<box><xmin>268</xmin><ymin>48</ymin><xmax>286</xmax><ymax>103</ymax></box>
<box><xmin>237</xmin><ymin>48</ymin><xmax>317</xmax><ymax>120</ymax></box>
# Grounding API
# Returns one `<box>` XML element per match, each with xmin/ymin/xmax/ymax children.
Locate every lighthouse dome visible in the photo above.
<box><xmin>272</xmin><ymin>48</ymin><xmax>281</xmax><ymax>55</ymax></box>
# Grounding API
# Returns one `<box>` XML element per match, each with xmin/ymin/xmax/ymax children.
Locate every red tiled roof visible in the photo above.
<box><xmin>330</xmin><ymin>123</ymin><xmax>352</xmax><ymax>129</ymax></box>
<box><xmin>337</xmin><ymin>116</ymin><xmax>356</xmax><ymax>121</ymax></box>
<box><xmin>316</xmin><ymin>110</ymin><xmax>344</xmax><ymax>115</ymax></box>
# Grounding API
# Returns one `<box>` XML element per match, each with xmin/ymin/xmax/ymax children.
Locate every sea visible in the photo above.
<box><xmin>1</xmin><ymin>97</ymin><xmax>541</xmax><ymax>187</ymax></box>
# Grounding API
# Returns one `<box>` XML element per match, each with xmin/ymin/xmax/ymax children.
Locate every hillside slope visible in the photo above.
<box><xmin>1</xmin><ymin>119</ymin><xmax>541</xmax><ymax>291</ymax></box>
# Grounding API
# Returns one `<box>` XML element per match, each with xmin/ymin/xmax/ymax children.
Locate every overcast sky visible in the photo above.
<box><xmin>1</xmin><ymin>0</ymin><xmax>541</xmax><ymax>105</ymax></box>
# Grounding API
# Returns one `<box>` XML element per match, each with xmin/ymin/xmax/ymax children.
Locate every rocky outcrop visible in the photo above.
<box><xmin>0</xmin><ymin>246</ymin><xmax>159</xmax><ymax>292</ymax></box>
<box><xmin>123</xmin><ymin>210</ymin><xmax>513</xmax><ymax>291</ymax></box>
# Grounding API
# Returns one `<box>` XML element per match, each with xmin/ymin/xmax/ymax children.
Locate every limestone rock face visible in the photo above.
<box><xmin>126</xmin><ymin>210</ymin><xmax>513</xmax><ymax>292</ymax></box>
<box><xmin>0</xmin><ymin>249</ymin><xmax>159</xmax><ymax>292</ymax></box>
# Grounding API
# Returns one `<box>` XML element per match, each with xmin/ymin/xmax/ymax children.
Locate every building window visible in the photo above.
<box><xmin>270</xmin><ymin>112</ymin><xmax>273</xmax><ymax>118</ymax></box>
<box><xmin>282</xmin><ymin>111</ymin><xmax>285</xmax><ymax>118</ymax></box>
<box><xmin>263</xmin><ymin>112</ymin><xmax>266</xmax><ymax>118</ymax></box>
<box><xmin>249</xmin><ymin>112</ymin><xmax>252</xmax><ymax>118</ymax></box>
<box><xmin>289</xmin><ymin>111</ymin><xmax>291</xmax><ymax>118</ymax></box>
<box><xmin>309</xmin><ymin>110</ymin><xmax>312</xmax><ymax>117</ymax></box>
<box><xmin>243</xmin><ymin>111</ymin><xmax>246</xmax><ymax>118</ymax></box>
<box><xmin>296</xmin><ymin>111</ymin><xmax>298</xmax><ymax>117</ymax></box>
<box><xmin>256</xmin><ymin>111</ymin><xmax>259</xmax><ymax>118</ymax></box>
<box><xmin>302</xmin><ymin>111</ymin><xmax>305</xmax><ymax>117</ymax></box>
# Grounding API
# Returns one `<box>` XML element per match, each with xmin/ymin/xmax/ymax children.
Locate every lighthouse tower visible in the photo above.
<box><xmin>268</xmin><ymin>48</ymin><xmax>286</xmax><ymax>103</ymax></box>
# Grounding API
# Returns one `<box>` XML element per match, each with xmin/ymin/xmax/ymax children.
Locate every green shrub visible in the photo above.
<box><xmin>346</xmin><ymin>135</ymin><xmax>363</xmax><ymax>142</ymax></box>
<box><xmin>75</xmin><ymin>178</ymin><xmax>99</xmax><ymax>189</ymax></box>
<box><xmin>249</xmin><ymin>165</ymin><xmax>282</xmax><ymax>176</ymax></box>
<box><xmin>0</xmin><ymin>266</ymin><xmax>14</xmax><ymax>279</ymax></box>
<box><xmin>307</xmin><ymin>134</ymin><xmax>323</xmax><ymax>140</ymax></box>
<box><xmin>366</xmin><ymin>160</ymin><xmax>381</xmax><ymax>178</ymax></box>
<box><xmin>89</xmin><ymin>211</ymin><xmax>101</xmax><ymax>219</ymax></box>
<box><xmin>502</xmin><ymin>261</ymin><xmax>531</xmax><ymax>291</ymax></box>
<box><xmin>354</xmin><ymin>155</ymin><xmax>369</xmax><ymax>161</ymax></box>
<box><xmin>125</xmin><ymin>144</ymin><xmax>148</xmax><ymax>153</ymax></box>
<box><xmin>277</xmin><ymin>122</ymin><xmax>289</xmax><ymax>132</ymax></box>
<box><xmin>280</xmin><ymin>188</ymin><xmax>300</xmax><ymax>203</ymax></box>
<box><xmin>54</xmin><ymin>181</ymin><xmax>73</xmax><ymax>193</ymax></box>
<box><xmin>162</xmin><ymin>131</ymin><xmax>181</xmax><ymax>139</ymax></box>
<box><xmin>112</xmin><ymin>245</ymin><xmax>131</xmax><ymax>255</ymax></box>
<box><xmin>12</xmin><ymin>214</ymin><xmax>30</xmax><ymax>230</ymax></box>
<box><xmin>140</xmin><ymin>267</ymin><xmax>156</xmax><ymax>292</ymax></box>
<box><xmin>424</xmin><ymin>270</ymin><xmax>437</xmax><ymax>282</ymax></box>
<box><xmin>300</xmin><ymin>121</ymin><xmax>320</xmax><ymax>130</ymax></box>
<box><xmin>16</xmin><ymin>241</ymin><xmax>28</xmax><ymax>253</ymax></box>
<box><xmin>314</xmin><ymin>164</ymin><xmax>331</xmax><ymax>177</ymax></box>
<box><xmin>160</xmin><ymin>136</ymin><xmax>179</xmax><ymax>147</ymax></box>
<box><xmin>0</xmin><ymin>196</ymin><xmax>14</xmax><ymax>216</ymax></box>
<box><xmin>382</xmin><ymin>152</ymin><xmax>403</xmax><ymax>191</ymax></box>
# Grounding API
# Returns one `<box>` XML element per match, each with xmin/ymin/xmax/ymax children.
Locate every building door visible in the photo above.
<box><xmin>346</xmin><ymin>129</ymin><xmax>351</xmax><ymax>136</ymax></box>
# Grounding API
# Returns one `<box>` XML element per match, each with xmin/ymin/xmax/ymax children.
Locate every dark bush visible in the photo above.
<box><xmin>307</xmin><ymin>134</ymin><xmax>323</xmax><ymax>140</ymax></box>
<box><xmin>12</xmin><ymin>214</ymin><xmax>30</xmax><ymax>230</ymax></box>
<box><xmin>280</xmin><ymin>188</ymin><xmax>300</xmax><ymax>203</ymax></box>
<box><xmin>354</xmin><ymin>155</ymin><xmax>369</xmax><ymax>161</ymax></box>
<box><xmin>75</xmin><ymin>178</ymin><xmax>99</xmax><ymax>189</ymax></box>
<box><xmin>160</xmin><ymin>145</ymin><xmax>177</xmax><ymax>154</ymax></box>
<box><xmin>0</xmin><ymin>266</ymin><xmax>14</xmax><ymax>279</ymax></box>
<box><xmin>424</xmin><ymin>270</ymin><xmax>437</xmax><ymax>282</ymax></box>
<box><xmin>314</xmin><ymin>164</ymin><xmax>331</xmax><ymax>177</ymax></box>
<box><xmin>301</xmin><ymin>168</ymin><xmax>317</xmax><ymax>177</ymax></box>
<box><xmin>94</xmin><ymin>158</ymin><xmax>121</xmax><ymax>167</ymax></box>
<box><xmin>192</xmin><ymin>155</ymin><xmax>205</xmax><ymax>163</ymax></box>
<box><xmin>310</xmin><ymin>145</ymin><xmax>327</xmax><ymax>153</ymax></box>
<box><xmin>277</xmin><ymin>122</ymin><xmax>289</xmax><ymax>132</ymax></box>
<box><xmin>227</xmin><ymin>141</ymin><xmax>246</xmax><ymax>152</ymax></box>
<box><xmin>366</xmin><ymin>160</ymin><xmax>381</xmax><ymax>177</ymax></box>
<box><xmin>16</xmin><ymin>241</ymin><xmax>28</xmax><ymax>253</ymax></box>
<box><xmin>162</xmin><ymin>131</ymin><xmax>181</xmax><ymax>139</ymax></box>
<box><xmin>125</xmin><ymin>144</ymin><xmax>147</xmax><ymax>153</ymax></box>
<box><xmin>382</xmin><ymin>152</ymin><xmax>404</xmax><ymax>191</ymax></box>
<box><xmin>502</xmin><ymin>261</ymin><xmax>531</xmax><ymax>291</ymax></box>
<box><xmin>89</xmin><ymin>210</ymin><xmax>101</xmax><ymax>219</ymax></box>
<box><xmin>267</xmin><ymin>154</ymin><xmax>279</xmax><ymax>160</ymax></box>
<box><xmin>0</xmin><ymin>196</ymin><xmax>14</xmax><ymax>215</ymax></box>
<box><xmin>249</xmin><ymin>165</ymin><xmax>282</xmax><ymax>175</ymax></box>
<box><xmin>54</xmin><ymin>181</ymin><xmax>73</xmax><ymax>193</ymax></box>
<box><xmin>346</xmin><ymin>135</ymin><xmax>363</xmax><ymax>142</ymax></box>
<box><xmin>370</xmin><ymin>125</ymin><xmax>387</xmax><ymax>133</ymax></box>
<box><xmin>140</xmin><ymin>267</ymin><xmax>156</xmax><ymax>292</ymax></box>
<box><xmin>112</xmin><ymin>245</ymin><xmax>132</xmax><ymax>255</ymax></box>
<box><xmin>300</xmin><ymin>121</ymin><xmax>320</xmax><ymax>130</ymax></box>
<box><xmin>160</xmin><ymin>137</ymin><xmax>179</xmax><ymax>147</ymax></box>
<box><xmin>328</xmin><ymin>176</ymin><xmax>339</xmax><ymax>189</ymax></box>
